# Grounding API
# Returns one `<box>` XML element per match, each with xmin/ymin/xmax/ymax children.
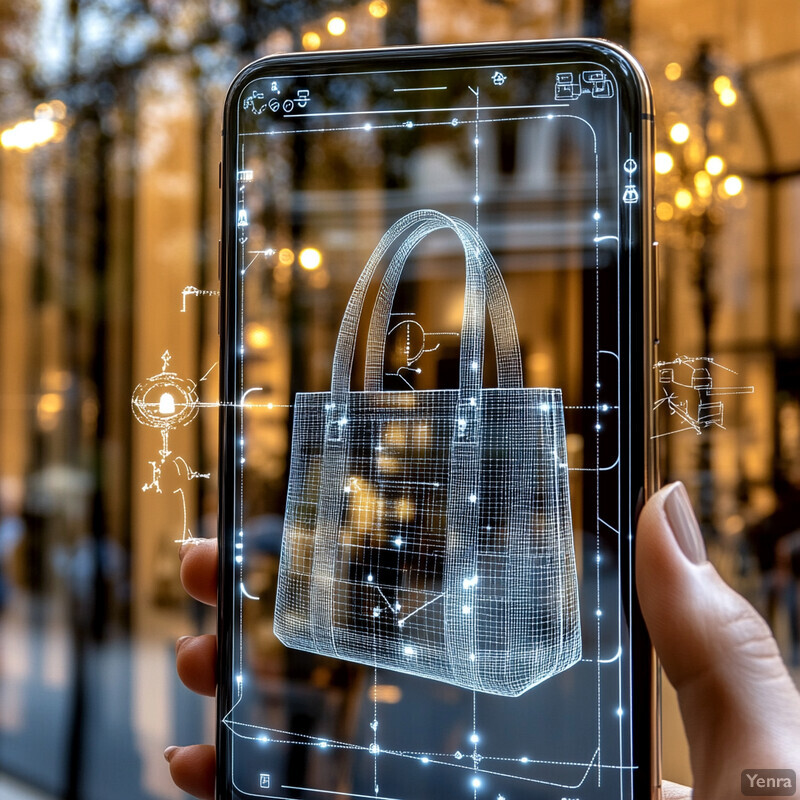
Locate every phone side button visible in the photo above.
<box><xmin>218</xmin><ymin>239</ymin><xmax>222</xmax><ymax>280</ymax></box>
<box><xmin>217</xmin><ymin>294</ymin><xmax>221</xmax><ymax>337</ymax></box>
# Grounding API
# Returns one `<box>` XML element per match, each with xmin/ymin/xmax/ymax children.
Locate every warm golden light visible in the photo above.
<box><xmin>1</xmin><ymin>117</ymin><xmax>59</xmax><ymax>151</ymax></box>
<box><xmin>723</xmin><ymin>175</ymin><xmax>744</xmax><ymax>196</ymax></box>
<box><xmin>665</xmin><ymin>62</ymin><xmax>682</xmax><ymax>81</ymax></box>
<box><xmin>369</xmin><ymin>0</ymin><xmax>389</xmax><ymax>17</ymax></box>
<box><xmin>694</xmin><ymin>170</ymin><xmax>712</xmax><ymax>198</ymax></box>
<box><xmin>654</xmin><ymin>151</ymin><xmax>674</xmax><ymax>174</ymax></box>
<box><xmin>246</xmin><ymin>324</ymin><xmax>272</xmax><ymax>350</ymax></box>
<box><xmin>370</xmin><ymin>685</ymin><xmax>402</xmax><ymax>704</ymax></box>
<box><xmin>299</xmin><ymin>247</ymin><xmax>322</xmax><ymax>270</ymax></box>
<box><xmin>302</xmin><ymin>31</ymin><xmax>321</xmax><ymax>50</ymax></box>
<box><xmin>719</xmin><ymin>87</ymin><xmax>737</xmax><ymax>107</ymax></box>
<box><xmin>278</xmin><ymin>248</ymin><xmax>295</xmax><ymax>265</ymax></box>
<box><xmin>704</xmin><ymin>155</ymin><xmax>724</xmax><ymax>176</ymax></box>
<box><xmin>675</xmin><ymin>189</ymin><xmax>693</xmax><ymax>210</ymax></box>
<box><xmin>669</xmin><ymin>122</ymin><xmax>690</xmax><ymax>144</ymax></box>
<box><xmin>327</xmin><ymin>16</ymin><xmax>346</xmax><ymax>35</ymax></box>
<box><xmin>656</xmin><ymin>202</ymin><xmax>674</xmax><ymax>221</ymax></box>
<box><xmin>713</xmin><ymin>75</ymin><xmax>731</xmax><ymax>94</ymax></box>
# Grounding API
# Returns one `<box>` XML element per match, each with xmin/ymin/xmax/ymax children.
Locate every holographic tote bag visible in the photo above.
<box><xmin>274</xmin><ymin>209</ymin><xmax>581</xmax><ymax>697</ymax></box>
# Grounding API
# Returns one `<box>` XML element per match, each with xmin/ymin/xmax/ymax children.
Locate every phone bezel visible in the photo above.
<box><xmin>217</xmin><ymin>38</ymin><xmax>658</xmax><ymax>800</ymax></box>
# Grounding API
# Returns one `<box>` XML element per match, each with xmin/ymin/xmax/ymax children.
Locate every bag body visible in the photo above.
<box><xmin>274</xmin><ymin>210</ymin><xmax>580</xmax><ymax>696</ymax></box>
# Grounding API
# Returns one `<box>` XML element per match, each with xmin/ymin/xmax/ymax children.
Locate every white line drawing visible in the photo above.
<box><xmin>180</xmin><ymin>285</ymin><xmax>220</xmax><ymax>312</ymax></box>
<box><xmin>384</xmin><ymin>315</ymin><xmax>459</xmax><ymax>389</ymax></box>
<box><xmin>274</xmin><ymin>210</ymin><xmax>581</xmax><ymax>696</ymax></box>
<box><xmin>653</xmin><ymin>355</ymin><xmax>755</xmax><ymax>438</ymax></box>
<box><xmin>173</xmin><ymin>487</ymin><xmax>194</xmax><ymax>544</ymax></box>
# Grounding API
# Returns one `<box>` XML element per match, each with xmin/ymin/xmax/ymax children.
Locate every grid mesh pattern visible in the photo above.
<box><xmin>274</xmin><ymin>211</ymin><xmax>580</xmax><ymax>697</ymax></box>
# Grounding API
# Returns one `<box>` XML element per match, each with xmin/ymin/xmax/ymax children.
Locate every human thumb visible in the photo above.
<box><xmin>637</xmin><ymin>482</ymin><xmax>800</xmax><ymax>800</ymax></box>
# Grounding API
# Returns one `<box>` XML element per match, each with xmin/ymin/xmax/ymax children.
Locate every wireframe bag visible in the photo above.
<box><xmin>274</xmin><ymin>209</ymin><xmax>581</xmax><ymax>697</ymax></box>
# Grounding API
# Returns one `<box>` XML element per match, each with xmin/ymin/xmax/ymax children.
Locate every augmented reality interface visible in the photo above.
<box><xmin>224</xmin><ymin>48</ymin><xmax>644</xmax><ymax>800</ymax></box>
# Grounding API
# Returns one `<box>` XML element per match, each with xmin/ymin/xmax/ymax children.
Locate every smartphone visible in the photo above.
<box><xmin>218</xmin><ymin>39</ymin><xmax>657</xmax><ymax>800</ymax></box>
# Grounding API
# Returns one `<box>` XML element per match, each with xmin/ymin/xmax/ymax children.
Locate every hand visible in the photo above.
<box><xmin>166</xmin><ymin>483</ymin><xmax>800</xmax><ymax>800</ymax></box>
<box><xmin>164</xmin><ymin>538</ymin><xmax>218</xmax><ymax>800</ymax></box>
<box><xmin>637</xmin><ymin>482</ymin><xmax>800</xmax><ymax>799</ymax></box>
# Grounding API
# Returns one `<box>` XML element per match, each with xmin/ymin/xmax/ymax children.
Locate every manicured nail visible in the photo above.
<box><xmin>176</xmin><ymin>636</ymin><xmax>192</xmax><ymax>654</ymax></box>
<box><xmin>164</xmin><ymin>746</ymin><xmax>179</xmax><ymax>763</ymax></box>
<box><xmin>663</xmin><ymin>482</ymin><xmax>707</xmax><ymax>565</ymax></box>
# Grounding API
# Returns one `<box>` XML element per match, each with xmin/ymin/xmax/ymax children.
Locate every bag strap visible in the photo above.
<box><xmin>330</xmin><ymin>209</ymin><xmax>512</xmax><ymax>411</ymax></box>
<box><xmin>363</xmin><ymin>215</ymin><xmax>523</xmax><ymax>392</ymax></box>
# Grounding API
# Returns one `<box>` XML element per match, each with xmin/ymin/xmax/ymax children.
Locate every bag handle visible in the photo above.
<box><xmin>330</xmin><ymin>210</ymin><xmax>521</xmax><ymax>411</ymax></box>
<box><xmin>362</xmin><ymin>214</ymin><xmax>523</xmax><ymax>392</ymax></box>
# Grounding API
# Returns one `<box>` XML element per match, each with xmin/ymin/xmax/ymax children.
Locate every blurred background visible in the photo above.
<box><xmin>1</xmin><ymin>0</ymin><xmax>800</xmax><ymax>798</ymax></box>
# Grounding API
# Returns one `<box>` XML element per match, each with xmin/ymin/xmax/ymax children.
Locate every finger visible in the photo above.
<box><xmin>180</xmin><ymin>538</ymin><xmax>218</xmax><ymax>606</ymax></box>
<box><xmin>637</xmin><ymin>482</ymin><xmax>800</xmax><ymax>797</ymax></box>
<box><xmin>176</xmin><ymin>635</ymin><xmax>217</xmax><ymax>697</ymax></box>
<box><xmin>165</xmin><ymin>744</ymin><xmax>215</xmax><ymax>800</ymax></box>
<box><xmin>661</xmin><ymin>779</ymin><xmax>692</xmax><ymax>800</ymax></box>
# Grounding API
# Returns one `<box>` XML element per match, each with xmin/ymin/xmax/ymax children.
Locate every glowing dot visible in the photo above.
<box><xmin>470</xmin><ymin>733</ymin><xmax>479</xmax><ymax>743</ymax></box>
<box><xmin>546</xmin><ymin>113</ymin><xmax>553</xmax><ymax>119</ymax></box>
<box><xmin>705</xmin><ymin>155</ymin><xmax>724</xmax><ymax>175</ymax></box>
<box><xmin>405</xmin><ymin>121</ymin><xmax>413</xmax><ymax>128</ymax></box>
<box><xmin>158</xmin><ymin>392</ymin><xmax>175</xmax><ymax>415</ymax></box>
<box><xmin>259</xmin><ymin>734</ymin><xmax>269</xmax><ymax>743</ymax></box>
<box><xmin>240</xmin><ymin>457</ymin><xmax>246</xmax><ymax>464</ymax></box>
<box><xmin>267</xmin><ymin>402</ymin><xmax>273</xmax><ymax>409</ymax></box>
<box><xmin>302</xmin><ymin>31</ymin><xmax>321</xmax><ymax>50</ymax></box>
<box><xmin>462</xmin><ymin>605</ymin><xmax>471</xmax><ymax>614</ymax></box>
<box><xmin>471</xmin><ymin>361</ymin><xmax>478</xmax><ymax>370</ymax></box>
<box><xmin>473</xmin><ymin>194</ymin><xmax>480</xmax><ymax>203</ymax></box>
<box><xmin>719</xmin><ymin>87</ymin><xmax>737</xmax><ymax>106</ymax></box>
<box><xmin>299</xmin><ymin>247</ymin><xmax>322</xmax><ymax>270</ymax></box>
<box><xmin>669</xmin><ymin>122</ymin><xmax>690</xmax><ymax>144</ymax></box>
<box><xmin>469</xmin><ymin>494</ymin><xmax>477</xmax><ymax>503</ymax></box>
<box><xmin>601</xmin><ymin>404</ymin><xmax>609</xmax><ymax>411</ymax></box>
<box><xmin>235</xmin><ymin>555</ymin><xmax>243</xmax><ymax>563</ymax></box>
<box><xmin>539</xmin><ymin>402</ymin><xmax>550</xmax><ymax>412</ymax></box>
<box><xmin>364</xmin><ymin>123</ymin><xmax>372</xmax><ymax>131</ymax></box>
<box><xmin>470</xmin><ymin>653</ymin><xmax>476</xmax><ymax>661</ymax></box>
<box><xmin>368</xmin><ymin>0</ymin><xmax>388</xmax><ymax>18</ymax></box>
<box><xmin>474</xmin><ymin>137</ymin><xmax>480</xmax><ymax>146</ymax></box>
<box><xmin>339</xmin><ymin>417</ymin><xmax>348</xmax><ymax>426</ymax></box>
<box><xmin>319</xmin><ymin>740</ymin><xmax>329</xmax><ymax>748</ymax></box>
<box><xmin>238</xmin><ymin>530</ymin><xmax>244</xmax><ymax>537</ymax></box>
<box><xmin>595</xmin><ymin>423</ymin><xmax>601</xmax><ymax>431</ymax></box>
<box><xmin>520</xmin><ymin>756</ymin><xmax>529</xmax><ymax>763</ymax></box>
<box><xmin>654</xmin><ymin>151</ymin><xmax>673</xmax><ymax>174</ymax></box>
<box><xmin>593</xmin><ymin>211</ymin><xmax>601</xmax><ymax>220</ymax></box>
<box><xmin>596</xmin><ymin>608</ymin><xmax>602</xmax><ymax>616</ymax></box>
<box><xmin>421</xmin><ymin>756</ymin><xmax>430</xmax><ymax>764</ymax></box>
<box><xmin>394</xmin><ymin>537</ymin><xmax>403</xmax><ymax>547</ymax></box>
<box><xmin>665</xmin><ymin>62</ymin><xmax>682</xmax><ymax>81</ymax></box>
<box><xmin>722</xmin><ymin>174</ymin><xmax>743</xmax><ymax>196</ymax></box>
<box><xmin>713</xmin><ymin>74</ymin><xmax>731</xmax><ymax>94</ymax></box>
<box><xmin>367</xmin><ymin>574</ymin><xmax>374</xmax><ymax>582</ymax></box>
<box><xmin>239</xmin><ymin>346</ymin><xmax>245</xmax><ymax>355</ymax></box>
<box><xmin>327</xmin><ymin>16</ymin><xmax>346</xmax><ymax>35</ymax></box>
<box><xmin>343</xmin><ymin>485</ymin><xmax>351</xmax><ymax>493</ymax></box>
<box><xmin>596</xmin><ymin>554</ymin><xmax>601</xmax><ymax>563</ymax></box>
<box><xmin>616</xmin><ymin>707</ymin><xmax>624</xmax><ymax>717</ymax></box>
<box><xmin>403</xmin><ymin>646</ymin><xmax>415</xmax><ymax>656</ymax></box>
<box><xmin>236</xmin><ymin>674</ymin><xmax>243</xmax><ymax>684</ymax></box>
<box><xmin>239</xmin><ymin>438</ymin><xmax>244</xmax><ymax>446</ymax></box>
<box><xmin>596</xmin><ymin>381</ymin><xmax>601</xmax><ymax>388</ymax></box>
<box><xmin>675</xmin><ymin>188</ymin><xmax>693</xmax><ymax>210</ymax></box>
<box><xmin>472</xmin><ymin>778</ymin><xmax>481</xmax><ymax>789</ymax></box>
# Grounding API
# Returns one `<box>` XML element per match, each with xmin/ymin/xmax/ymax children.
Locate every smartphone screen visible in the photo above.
<box><xmin>219</xmin><ymin>40</ymin><xmax>655</xmax><ymax>800</ymax></box>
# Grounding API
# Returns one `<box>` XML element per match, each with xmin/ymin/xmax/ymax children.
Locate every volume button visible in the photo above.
<box><xmin>218</xmin><ymin>239</ymin><xmax>222</xmax><ymax>280</ymax></box>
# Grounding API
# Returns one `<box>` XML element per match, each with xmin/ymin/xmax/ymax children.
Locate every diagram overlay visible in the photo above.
<box><xmin>226</xmin><ymin>59</ymin><xmax>637</xmax><ymax>800</ymax></box>
<box><xmin>653</xmin><ymin>355</ymin><xmax>754</xmax><ymax>438</ymax></box>
<box><xmin>274</xmin><ymin>210</ymin><xmax>581</xmax><ymax>696</ymax></box>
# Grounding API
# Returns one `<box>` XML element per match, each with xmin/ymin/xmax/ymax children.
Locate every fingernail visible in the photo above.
<box><xmin>663</xmin><ymin>482</ymin><xmax>707</xmax><ymax>565</ymax></box>
<box><xmin>164</xmin><ymin>746</ymin><xmax>179</xmax><ymax>763</ymax></box>
<box><xmin>176</xmin><ymin>635</ymin><xmax>192</xmax><ymax>654</ymax></box>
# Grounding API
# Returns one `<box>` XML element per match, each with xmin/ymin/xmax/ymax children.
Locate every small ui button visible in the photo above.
<box><xmin>259</xmin><ymin>773</ymin><xmax>270</xmax><ymax>789</ymax></box>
